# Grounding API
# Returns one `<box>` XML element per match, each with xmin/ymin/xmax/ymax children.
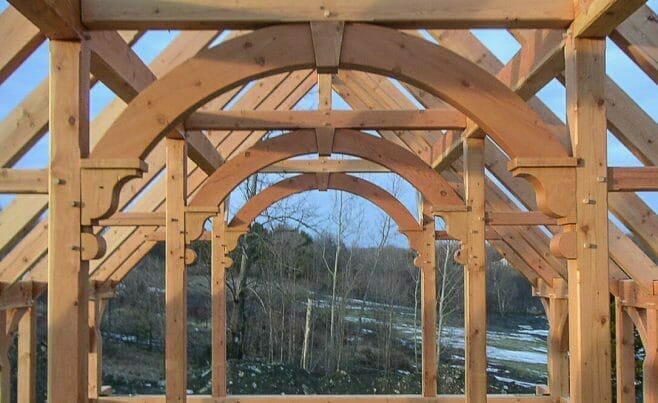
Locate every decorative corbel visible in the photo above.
<box><xmin>185</xmin><ymin>206</ymin><xmax>220</xmax><ymax>244</ymax></box>
<box><xmin>453</xmin><ymin>244</ymin><xmax>468</xmax><ymax>265</ymax></box>
<box><xmin>431</xmin><ymin>207</ymin><xmax>468</xmax><ymax>265</ymax></box>
<box><xmin>310</xmin><ymin>21</ymin><xmax>344</xmax><ymax>74</ymax></box>
<box><xmin>408</xmin><ymin>229</ymin><xmax>434</xmax><ymax>274</ymax></box>
<box><xmin>184</xmin><ymin>248</ymin><xmax>198</xmax><ymax>265</ymax></box>
<box><xmin>81</xmin><ymin>232</ymin><xmax>107</xmax><ymax>261</ymax></box>
<box><xmin>508</xmin><ymin>157</ymin><xmax>578</xmax><ymax>221</ymax></box>
<box><xmin>433</xmin><ymin>209</ymin><xmax>468</xmax><ymax>243</ymax></box>
<box><xmin>219</xmin><ymin>226</ymin><xmax>248</xmax><ymax>269</ymax></box>
<box><xmin>80</xmin><ymin>159</ymin><xmax>148</xmax><ymax>226</ymax></box>
<box><xmin>549</xmin><ymin>228</ymin><xmax>577</xmax><ymax>259</ymax></box>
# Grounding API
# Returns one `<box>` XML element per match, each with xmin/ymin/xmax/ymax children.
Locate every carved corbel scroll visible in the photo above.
<box><xmin>184</xmin><ymin>248</ymin><xmax>198</xmax><ymax>265</ymax></box>
<box><xmin>81</xmin><ymin>232</ymin><xmax>107</xmax><ymax>261</ymax></box>
<box><xmin>185</xmin><ymin>206</ymin><xmax>220</xmax><ymax>244</ymax></box>
<box><xmin>550</xmin><ymin>228</ymin><xmax>577</xmax><ymax>259</ymax></box>
<box><xmin>407</xmin><ymin>226</ymin><xmax>435</xmax><ymax>275</ymax></box>
<box><xmin>508</xmin><ymin>158</ymin><xmax>578</xmax><ymax>221</ymax></box>
<box><xmin>433</xmin><ymin>209</ymin><xmax>468</xmax><ymax>243</ymax></box>
<box><xmin>218</xmin><ymin>227</ymin><xmax>248</xmax><ymax>269</ymax></box>
<box><xmin>80</xmin><ymin>159</ymin><xmax>148</xmax><ymax>225</ymax></box>
<box><xmin>310</xmin><ymin>21</ymin><xmax>344</xmax><ymax>74</ymax></box>
<box><xmin>432</xmin><ymin>208</ymin><xmax>468</xmax><ymax>265</ymax></box>
<box><xmin>453</xmin><ymin>245</ymin><xmax>468</xmax><ymax>265</ymax></box>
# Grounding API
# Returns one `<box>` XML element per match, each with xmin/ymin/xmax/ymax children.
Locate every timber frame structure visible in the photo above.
<box><xmin>0</xmin><ymin>1</ymin><xmax>657</xmax><ymax>402</ymax></box>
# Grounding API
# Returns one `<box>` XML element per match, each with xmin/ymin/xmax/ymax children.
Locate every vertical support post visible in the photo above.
<box><xmin>545</xmin><ymin>282</ymin><xmax>569</xmax><ymax>401</ymax></box>
<box><xmin>0</xmin><ymin>311</ymin><xmax>9</xmax><ymax>403</ymax></box>
<box><xmin>318</xmin><ymin>73</ymin><xmax>332</xmax><ymax>110</ymax></box>
<box><xmin>645</xmin><ymin>308</ymin><xmax>658</xmax><ymax>403</ymax></box>
<box><xmin>89</xmin><ymin>297</ymin><xmax>108</xmax><ymax>399</ymax></box>
<box><xmin>463</xmin><ymin>137</ymin><xmax>487</xmax><ymax>402</ymax></box>
<box><xmin>615</xmin><ymin>300</ymin><xmax>635</xmax><ymax>403</ymax></box>
<box><xmin>48</xmin><ymin>40</ymin><xmax>90</xmax><ymax>403</ymax></box>
<box><xmin>418</xmin><ymin>205</ymin><xmax>437</xmax><ymax>397</ymax></box>
<box><xmin>565</xmin><ymin>33</ymin><xmax>611</xmax><ymax>403</ymax></box>
<box><xmin>18</xmin><ymin>305</ymin><xmax>37</xmax><ymax>403</ymax></box>
<box><xmin>211</xmin><ymin>210</ymin><xmax>228</xmax><ymax>398</ymax></box>
<box><xmin>166</xmin><ymin>137</ymin><xmax>188</xmax><ymax>402</ymax></box>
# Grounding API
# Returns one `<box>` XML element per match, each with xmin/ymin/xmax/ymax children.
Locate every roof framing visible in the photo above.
<box><xmin>1</xmin><ymin>1</ymin><xmax>658</xmax><ymax>400</ymax></box>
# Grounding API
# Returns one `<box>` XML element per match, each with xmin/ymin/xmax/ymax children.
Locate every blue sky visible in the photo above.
<box><xmin>0</xmin><ymin>1</ymin><xmax>656</xmax><ymax>246</ymax></box>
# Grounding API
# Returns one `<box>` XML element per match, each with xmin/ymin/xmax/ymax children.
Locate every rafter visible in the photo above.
<box><xmin>0</xmin><ymin>6</ymin><xmax>44</xmax><ymax>85</ymax></box>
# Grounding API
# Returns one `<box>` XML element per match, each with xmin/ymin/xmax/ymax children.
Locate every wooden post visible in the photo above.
<box><xmin>48</xmin><ymin>40</ymin><xmax>90</xmax><ymax>403</ymax></box>
<box><xmin>89</xmin><ymin>297</ymin><xmax>108</xmax><ymax>399</ymax></box>
<box><xmin>0</xmin><ymin>311</ymin><xmax>9</xmax><ymax>403</ymax></box>
<box><xmin>545</xmin><ymin>283</ymin><xmax>569</xmax><ymax>401</ymax></box>
<box><xmin>645</xmin><ymin>308</ymin><xmax>658</xmax><ymax>403</ymax></box>
<box><xmin>166</xmin><ymin>137</ymin><xmax>188</xmax><ymax>402</ymax></box>
<box><xmin>419</xmin><ymin>209</ymin><xmax>437</xmax><ymax>397</ymax></box>
<box><xmin>615</xmin><ymin>300</ymin><xmax>635</xmax><ymax>403</ymax></box>
<box><xmin>318</xmin><ymin>73</ymin><xmax>332</xmax><ymax>110</ymax></box>
<box><xmin>565</xmin><ymin>33</ymin><xmax>612</xmax><ymax>403</ymax></box>
<box><xmin>463</xmin><ymin>137</ymin><xmax>487</xmax><ymax>402</ymax></box>
<box><xmin>17</xmin><ymin>305</ymin><xmax>37</xmax><ymax>403</ymax></box>
<box><xmin>211</xmin><ymin>214</ymin><xmax>228</xmax><ymax>398</ymax></box>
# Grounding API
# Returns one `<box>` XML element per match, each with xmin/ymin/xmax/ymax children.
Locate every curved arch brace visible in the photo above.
<box><xmin>188</xmin><ymin>129</ymin><xmax>463</xmax><ymax>208</ymax></box>
<box><xmin>229</xmin><ymin>173</ymin><xmax>421</xmax><ymax>234</ymax></box>
<box><xmin>91</xmin><ymin>23</ymin><xmax>567</xmax><ymax>161</ymax></box>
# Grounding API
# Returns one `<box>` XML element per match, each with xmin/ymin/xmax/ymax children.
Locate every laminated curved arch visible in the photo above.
<box><xmin>188</xmin><ymin>129</ymin><xmax>463</xmax><ymax>208</ymax></box>
<box><xmin>91</xmin><ymin>23</ymin><xmax>567</xmax><ymax>161</ymax></box>
<box><xmin>229</xmin><ymin>173</ymin><xmax>421</xmax><ymax>236</ymax></box>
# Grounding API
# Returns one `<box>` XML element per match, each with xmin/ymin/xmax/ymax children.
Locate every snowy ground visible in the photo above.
<box><xmin>312</xmin><ymin>293</ymin><xmax>548</xmax><ymax>390</ymax></box>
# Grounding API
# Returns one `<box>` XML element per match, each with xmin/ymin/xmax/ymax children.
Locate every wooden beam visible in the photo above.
<box><xmin>0</xmin><ymin>169</ymin><xmax>48</xmax><ymax>194</ymax></box>
<box><xmin>610</xmin><ymin>5</ymin><xmax>658</xmax><ymax>85</ymax></box>
<box><xmin>486</xmin><ymin>211</ymin><xmax>558</xmax><ymax>226</ymax></box>
<box><xmin>47</xmin><ymin>39</ymin><xmax>90</xmax><ymax>402</ymax></box>
<box><xmin>0</xmin><ymin>6</ymin><xmax>44</xmax><ymax>85</ymax></box>
<box><xmin>261</xmin><ymin>159</ymin><xmax>388</xmax><ymax>174</ymax></box>
<box><xmin>97</xmin><ymin>212</ymin><xmax>166</xmax><ymax>227</ymax></box>
<box><xmin>186</xmin><ymin>109</ymin><xmax>467</xmax><ymax>131</ymax></box>
<box><xmin>463</xmin><ymin>137</ymin><xmax>487</xmax><ymax>402</ymax></box>
<box><xmin>17</xmin><ymin>305</ymin><xmax>36</xmax><ymax>403</ymax></box>
<box><xmin>564</xmin><ymin>33</ymin><xmax>612</xmax><ymax>402</ymax></box>
<box><xmin>645</xmin><ymin>308</ymin><xmax>658</xmax><ymax>403</ymax></box>
<box><xmin>95</xmin><ymin>395</ymin><xmax>554</xmax><ymax>403</ymax></box>
<box><xmin>211</xmin><ymin>216</ymin><xmax>227</xmax><ymax>398</ymax></box>
<box><xmin>435</xmin><ymin>229</ymin><xmax>501</xmax><ymax>241</ymax></box>
<box><xmin>186</xmin><ymin>130</ymin><xmax>223</xmax><ymax>175</ymax></box>
<box><xmin>571</xmin><ymin>0</ymin><xmax>647</xmax><ymax>38</ymax></box>
<box><xmin>431</xmin><ymin>131</ymin><xmax>463</xmax><ymax>172</ymax></box>
<box><xmin>0</xmin><ymin>311</ymin><xmax>9</xmax><ymax>403</ymax></box>
<box><xmin>165</xmin><ymin>137</ymin><xmax>188</xmax><ymax>401</ymax></box>
<box><xmin>9</xmin><ymin>0</ymin><xmax>84</xmax><ymax>40</ymax></box>
<box><xmin>607</xmin><ymin>167</ymin><xmax>658</xmax><ymax>192</ymax></box>
<box><xmin>418</xmin><ymin>210</ymin><xmax>437</xmax><ymax>397</ymax></box>
<box><xmin>615</xmin><ymin>299</ymin><xmax>636</xmax><ymax>403</ymax></box>
<box><xmin>88</xmin><ymin>297</ymin><xmax>108</xmax><ymax>399</ymax></box>
<box><xmin>81</xmin><ymin>0</ymin><xmax>574</xmax><ymax>29</ymax></box>
<box><xmin>88</xmin><ymin>30</ymin><xmax>155</xmax><ymax>102</ymax></box>
<box><xmin>0</xmin><ymin>80</ymin><xmax>49</xmax><ymax>168</ymax></box>
<box><xmin>544</xmin><ymin>279</ymin><xmax>569</xmax><ymax>401</ymax></box>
